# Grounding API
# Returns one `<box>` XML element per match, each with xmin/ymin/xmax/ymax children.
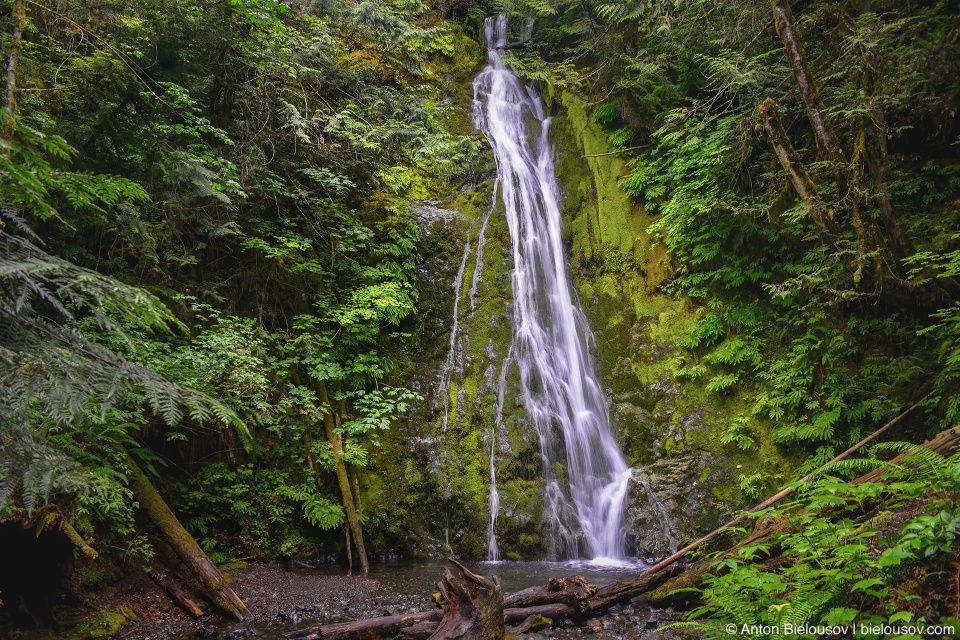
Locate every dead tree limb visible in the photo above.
<box><xmin>149</xmin><ymin>569</ymin><xmax>204</xmax><ymax>618</ymax></box>
<box><xmin>581</xmin><ymin>144</ymin><xmax>650</xmax><ymax>158</ymax></box>
<box><xmin>61</xmin><ymin>520</ymin><xmax>99</xmax><ymax>560</ymax></box>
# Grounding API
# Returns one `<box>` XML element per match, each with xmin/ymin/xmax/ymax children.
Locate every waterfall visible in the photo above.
<box><xmin>436</xmin><ymin>221</ymin><xmax>475</xmax><ymax>432</ymax></box>
<box><xmin>473</xmin><ymin>15</ymin><xmax>632</xmax><ymax>561</ymax></box>
<box><xmin>486</xmin><ymin>420</ymin><xmax>501</xmax><ymax>561</ymax></box>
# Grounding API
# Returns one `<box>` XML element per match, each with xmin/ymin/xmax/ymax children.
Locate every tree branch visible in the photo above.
<box><xmin>581</xmin><ymin>144</ymin><xmax>649</xmax><ymax>158</ymax></box>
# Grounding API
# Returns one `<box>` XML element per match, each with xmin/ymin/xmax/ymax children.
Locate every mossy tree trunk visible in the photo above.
<box><xmin>759</xmin><ymin>98</ymin><xmax>840</xmax><ymax>235</ymax></box>
<box><xmin>772</xmin><ymin>0</ymin><xmax>846</xmax><ymax>165</ymax></box>
<box><xmin>316</xmin><ymin>379</ymin><xmax>370</xmax><ymax>573</ymax></box>
<box><xmin>2</xmin><ymin>0</ymin><xmax>24</xmax><ymax>144</ymax></box>
<box><xmin>126</xmin><ymin>455</ymin><xmax>248</xmax><ymax>620</ymax></box>
<box><xmin>771</xmin><ymin>0</ymin><xmax>913</xmax><ymax>273</ymax></box>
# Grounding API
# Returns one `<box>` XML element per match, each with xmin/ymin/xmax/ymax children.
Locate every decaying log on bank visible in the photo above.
<box><xmin>287</xmin><ymin>611</ymin><xmax>445</xmax><ymax>640</ymax></box>
<box><xmin>429</xmin><ymin>559</ymin><xmax>504</xmax><ymax>640</ymax></box>
<box><xmin>149</xmin><ymin>569</ymin><xmax>204</xmax><ymax>618</ymax></box>
<box><xmin>587</xmin><ymin>564</ymin><xmax>684</xmax><ymax>611</ymax></box>
<box><xmin>127</xmin><ymin>455</ymin><xmax>248</xmax><ymax>621</ymax></box>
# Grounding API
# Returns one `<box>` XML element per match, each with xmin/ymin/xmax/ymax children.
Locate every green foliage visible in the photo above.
<box><xmin>0</xmin><ymin>0</ymin><xmax>474</xmax><ymax>560</ymax></box>
<box><xmin>668</xmin><ymin>444</ymin><xmax>960</xmax><ymax>638</ymax></box>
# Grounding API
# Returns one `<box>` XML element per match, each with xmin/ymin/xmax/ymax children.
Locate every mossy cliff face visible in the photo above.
<box><xmin>384</xmin><ymin>75</ymin><xmax>793</xmax><ymax>560</ymax></box>
<box><xmin>546</xmin><ymin>85</ymin><xmax>796</xmax><ymax>558</ymax></box>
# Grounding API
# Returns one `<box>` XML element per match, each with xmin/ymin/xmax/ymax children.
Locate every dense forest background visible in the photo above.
<box><xmin>2</xmin><ymin>0</ymin><xmax>960</xmax><ymax>635</ymax></box>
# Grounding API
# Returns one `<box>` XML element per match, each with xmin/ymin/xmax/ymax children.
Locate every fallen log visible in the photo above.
<box><xmin>428</xmin><ymin>559</ymin><xmax>503</xmax><ymax>640</ymax></box>
<box><xmin>587</xmin><ymin>564</ymin><xmax>684</xmax><ymax>611</ymax></box>
<box><xmin>287</xmin><ymin>611</ymin><xmax>445</xmax><ymax>640</ymax></box>
<box><xmin>149</xmin><ymin>569</ymin><xmax>203</xmax><ymax>618</ymax></box>
<box><xmin>375</xmin><ymin>605</ymin><xmax>579</xmax><ymax>640</ymax></box>
<box><xmin>503</xmin><ymin>576</ymin><xmax>595</xmax><ymax>611</ymax></box>
<box><xmin>127</xmin><ymin>455</ymin><xmax>248</xmax><ymax>621</ymax></box>
<box><xmin>504</xmin><ymin>604</ymin><xmax>575</xmax><ymax>625</ymax></box>
<box><xmin>399</xmin><ymin>622</ymin><xmax>440</xmax><ymax>640</ymax></box>
<box><xmin>640</xmin><ymin>392</ymin><xmax>934</xmax><ymax>581</ymax></box>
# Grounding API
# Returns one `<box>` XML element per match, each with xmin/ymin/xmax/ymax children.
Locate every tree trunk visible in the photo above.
<box><xmin>316</xmin><ymin>379</ymin><xmax>370</xmax><ymax>573</ymax></box>
<box><xmin>772</xmin><ymin>0</ymin><xmax>846</xmax><ymax>165</ymax></box>
<box><xmin>345</xmin><ymin>523</ymin><xmax>353</xmax><ymax>575</ymax></box>
<box><xmin>428</xmin><ymin>559</ymin><xmax>503</xmax><ymax>640</ymax></box>
<box><xmin>2</xmin><ymin>0</ymin><xmax>24</xmax><ymax>144</ymax></box>
<box><xmin>126</xmin><ymin>455</ymin><xmax>248</xmax><ymax>620</ymax></box>
<box><xmin>759</xmin><ymin>98</ymin><xmax>840</xmax><ymax>234</ymax></box>
<box><xmin>866</xmin><ymin>101</ymin><xmax>911</xmax><ymax>269</ymax></box>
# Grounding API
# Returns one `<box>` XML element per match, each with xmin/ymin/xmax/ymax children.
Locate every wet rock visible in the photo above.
<box><xmin>582</xmin><ymin>619</ymin><xmax>603</xmax><ymax>634</ymax></box>
<box><xmin>195</xmin><ymin>627</ymin><xmax>219</xmax><ymax>639</ymax></box>
<box><xmin>224</xmin><ymin>628</ymin><xmax>255</xmax><ymax>640</ymax></box>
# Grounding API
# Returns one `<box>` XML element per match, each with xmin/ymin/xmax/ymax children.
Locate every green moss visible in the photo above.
<box><xmin>48</xmin><ymin>609</ymin><xmax>130</xmax><ymax>640</ymax></box>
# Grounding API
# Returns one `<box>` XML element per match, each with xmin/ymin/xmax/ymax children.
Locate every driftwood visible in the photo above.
<box><xmin>288</xmin><ymin>611</ymin><xmax>445</xmax><ymax>640</ymax></box>
<box><xmin>149</xmin><ymin>569</ymin><xmax>204</xmax><ymax>618</ymax></box>
<box><xmin>506</xmin><ymin>615</ymin><xmax>552</xmax><ymax>635</ymax></box>
<box><xmin>429</xmin><ymin>559</ymin><xmax>504</xmax><ymax>640</ymax></box>
<box><xmin>503</xmin><ymin>575</ymin><xmax>595</xmax><ymax>611</ymax></box>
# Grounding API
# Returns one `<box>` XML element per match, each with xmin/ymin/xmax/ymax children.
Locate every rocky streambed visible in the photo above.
<box><xmin>111</xmin><ymin>561</ymin><xmax>694</xmax><ymax>640</ymax></box>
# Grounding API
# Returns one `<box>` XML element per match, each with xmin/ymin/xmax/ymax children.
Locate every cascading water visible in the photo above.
<box><xmin>473</xmin><ymin>15</ymin><xmax>632</xmax><ymax>561</ymax></box>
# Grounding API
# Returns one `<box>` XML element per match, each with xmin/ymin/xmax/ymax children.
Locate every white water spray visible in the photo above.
<box><xmin>474</xmin><ymin>15</ymin><xmax>632</xmax><ymax>561</ymax></box>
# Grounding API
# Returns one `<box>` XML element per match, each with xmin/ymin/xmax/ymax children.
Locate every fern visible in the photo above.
<box><xmin>0</xmin><ymin>218</ymin><xmax>253</xmax><ymax>514</ymax></box>
<box><xmin>302</xmin><ymin>495</ymin><xmax>346</xmax><ymax>530</ymax></box>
